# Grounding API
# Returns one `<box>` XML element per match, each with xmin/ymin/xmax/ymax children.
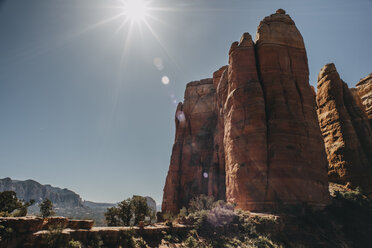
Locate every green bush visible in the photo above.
<box><xmin>68</xmin><ymin>240</ymin><xmax>82</xmax><ymax>248</ymax></box>
<box><xmin>40</xmin><ymin>199</ymin><xmax>55</xmax><ymax>218</ymax></box>
<box><xmin>0</xmin><ymin>191</ymin><xmax>34</xmax><ymax>217</ymax></box>
<box><xmin>334</xmin><ymin>187</ymin><xmax>370</xmax><ymax>207</ymax></box>
<box><xmin>104</xmin><ymin>196</ymin><xmax>155</xmax><ymax>226</ymax></box>
<box><xmin>184</xmin><ymin>235</ymin><xmax>199</xmax><ymax>248</ymax></box>
<box><xmin>188</xmin><ymin>195</ymin><xmax>215</xmax><ymax>213</ymax></box>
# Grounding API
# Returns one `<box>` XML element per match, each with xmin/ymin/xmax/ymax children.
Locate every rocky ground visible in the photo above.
<box><xmin>1</xmin><ymin>183</ymin><xmax>371</xmax><ymax>248</ymax></box>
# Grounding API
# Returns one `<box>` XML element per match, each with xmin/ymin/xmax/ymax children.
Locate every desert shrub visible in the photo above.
<box><xmin>178</xmin><ymin>207</ymin><xmax>188</xmax><ymax>218</ymax></box>
<box><xmin>188</xmin><ymin>194</ymin><xmax>215</xmax><ymax>213</ymax></box>
<box><xmin>85</xmin><ymin>233</ymin><xmax>104</xmax><ymax>248</ymax></box>
<box><xmin>334</xmin><ymin>187</ymin><xmax>370</xmax><ymax>207</ymax></box>
<box><xmin>118</xmin><ymin>231</ymin><xmax>136</xmax><ymax>248</ymax></box>
<box><xmin>163</xmin><ymin>211</ymin><xmax>176</xmax><ymax>226</ymax></box>
<box><xmin>0</xmin><ymin>212</ymin><xmax>11</xmax><ymax>217</ymax></box>
<box><xmin>132</xmin><ymin>196</ymin><xmax>153</xmax><ymax>225</ymax></box>
<box><xmin>246</xmin><ymin>235</ymin><xmax>283</xmax><ymax>248</ymax></box>
<box><xmin>164</xmin><ymin>231</ymin><xmax>181</xmax><ymax>243</ymax></box>
<box><xmin>40</xmin><ymin>199</ymin><xmax>55</xmax><ymax>218</ymax></box>
<box><xmin>135</xmin><ymin>237</ymin><xmax>149</xmax><ymax>248</ymax></box>
<box><xmin>0</xmin><ymin>191</ymin><xmax>34</xmax><ymax>217</ymax></box>
<box><xmin>0</xmin><ymin>225</ymin><xmax>13</xmax><ymax>242</ymax></box>
<box><xmin>43</xmin><ymin>224</ymin><xmax>68</xmax><ymax>248</ymax></box>
<box><xmin>105</xmin><ymin>206</ymin><xmax>122</xmax><ymax>226</ymax></box>
<box><xmin>105</xmin><ymin>196</ymin><xmax>155</xmax><ymax>226</ymax></box>
<box><xmin>184</xmin><ymin>235</ymin><xmax>200</xmax><ymax>248</ymax></box>
<box><xmin>207</xmin><ymin>202</ymin><xmax>236</xmax><ymax>228</ymax></box>
<box><xmin>68</xmin><ymin>240</ymin><xmax>82</xmax><ymax>248</ymax></box>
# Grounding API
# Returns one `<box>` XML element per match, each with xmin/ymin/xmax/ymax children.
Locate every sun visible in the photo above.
<box><xmin>122</xmin><ymin>0</ymin><xmax>149</xmax><ymax>22</ymax></box>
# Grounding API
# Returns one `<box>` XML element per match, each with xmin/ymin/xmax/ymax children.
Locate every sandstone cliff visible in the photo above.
<box><xmin>162</xmin><ymin>79</ymin><xmax>225</xmax><ymax>213</ymax></box>
<box><xmin>353</xmin><ymin>73</ymin><xmax>372</xmax><ymax>127</ymax></box>
<box><xmin>0</xmin><ymin>177</ymin><xmax>84</xmax><ymax>208</ymax></box>
<box><xmin>316</xmin><ymin>64</ymin><xmax>372</xmax><ymax>196</ymax></box>
<box><xmin>163</xmin><ymin>9</ymin><xmax>330</xmax><ymax>213</ymax></box>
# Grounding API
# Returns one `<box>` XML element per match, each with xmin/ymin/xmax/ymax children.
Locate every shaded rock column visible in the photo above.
<box><xmin>212</xmin><ymin>66</ymin><xmax>229</xmax><ymax>201</ymax></box>
<box><xmin>161</xmin><ymin>103</ymin><xmax>187</xmax><ymax>213</ymax></box>
<box><xmin>162</xmin><ymin>79</ymin><xmax>221</xmax><ymax>213</ymax></box>
<box><xmin>255</xmin><ymin>9</ymin><xmax>329</xmax><ymax>207</ymax></box>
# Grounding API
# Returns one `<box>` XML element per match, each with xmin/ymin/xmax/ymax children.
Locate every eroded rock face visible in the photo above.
<box><xmin>224</xmin><ymin>33</ymin><xmax>268</xmax><ymax>210</ymax></box>
<box><xmin>162</xmin><ymin>79</ymin><xmax>224</xmax><ymax>213</ymax></box>
<box><xmin>162</xmin><ymin>10</ymin><xmax>330</xmax><ymax>213</ymax></box>
<box><xmin>354</xmin><ymin>73</ymin><xmax>372</xmax><ymax>127</ymax></box>
<box><xmin>254</xmin><ymin>10</ymin><xmax>329</xmax><ymax>209</ymax></box>
<box><xmin>316</xmin><ymin>64</ymin><xmax>372</xmax><ymax>196</ymax></box>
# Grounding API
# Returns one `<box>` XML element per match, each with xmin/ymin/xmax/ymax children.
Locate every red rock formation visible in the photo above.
<box><xmin>162</xmin><ymin>79</ymin><xmax>224</xmax><ymax>213</ymax></box>
<box><xmin>254</xmin><ymin>9</ymin><xmax>329</xmax><ymax>209</ymax></box>
<box><xmin>224</xmin><ymin>33</ymin><xmax>268</xmax><ymax>210</ymax></box>
<box><xmin>316</xmin><ymin>63</ymin><xmax>372</xmax><ymax>196</ymax></box>
<box><xmin>162</xmin><ymin>9</ymin><xmax>330</xmax><ymax>213</ymax></box>
<box><xmin>354</xmin><ymin>73</ymin><xmax>372</xmax><ymax>127</ymax></box>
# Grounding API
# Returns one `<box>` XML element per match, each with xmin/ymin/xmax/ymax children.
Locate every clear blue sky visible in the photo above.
<box><xmin>0</xmin><ymin>0</ymin><xmax>371</xmax><ymax>205</ymax></box>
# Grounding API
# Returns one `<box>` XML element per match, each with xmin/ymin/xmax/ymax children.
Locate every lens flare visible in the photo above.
<box><xmin>162</xmin><ymin>76</ymin><xmax>170</xmax><ymax>85</ymax></box>
<box><xmin>123</xmin><ymin>0</ymin><xmax>149</xmax><ymax>22</ymax></box>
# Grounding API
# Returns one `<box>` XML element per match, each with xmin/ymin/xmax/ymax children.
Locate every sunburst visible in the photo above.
<box><xmin>121</xmin><ymin>0</ymin><xmax>149</xmax><ymax>23</ymax></box>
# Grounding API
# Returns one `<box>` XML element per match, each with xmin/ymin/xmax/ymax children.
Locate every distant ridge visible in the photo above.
<box><xmin>0</xmin><ymin>177</ymin><xmax>84</xmax><ymax>207</ymax></box>
<box><xmin>0</xmin><ymin>177</ymin><xmax>157</xmax><ymax>226</ymax></box>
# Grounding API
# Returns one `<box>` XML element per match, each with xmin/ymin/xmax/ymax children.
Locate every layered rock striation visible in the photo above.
<box><xmin>316</xmin><ymin>64</ymin><xmax>372</xmax><ymax>196</ymax></box>
<box><xmin>162</xmin><ymin>9</ymin><xmax>330</xmax><ymax>213</ymax></box>
<box><xmin>353</xmin><ymin>73</ymin><xmax>372</xmax><ymax>127</ymax></box>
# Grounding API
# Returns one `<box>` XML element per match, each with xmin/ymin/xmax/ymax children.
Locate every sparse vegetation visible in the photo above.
<box><xmin>42</xmin><ymin>224</ymin><xmax>68</xmax><ymax>248</ymax></box>
<box><xmin>104</xmin><ymin>196</ymin><xmax>155</xmax><ymax>226</ymax></box>
<box><xmin>172</xmin><ymin>194</ymin><xmax>283</xmax><ymax>248</ymax></box>
<box><xmin>68</xmin><ymin>240</ymin><xmax>82</xmax><ymax>248</ymax></box>
<box><xmin>334</xmin><ymin>186</ymin><xmax>371</xmax><ymax>207</ymax></box>
<box><xmin>40</xmin><ymin>198</ymin><xmax>55</xmax><ymax>218</ymax></box>
<box><xmin>0</xmin><ymin>191</ymin><xmax>34</xmax><ymax>217</ymax></box>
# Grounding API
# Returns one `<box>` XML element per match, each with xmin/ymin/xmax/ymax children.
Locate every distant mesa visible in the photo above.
<box><xmin>0</xmin><ymin>177</ymin><xmax>84</xmax><ymax>208</ymax></box>
<box><xmin>0</xmin><ymin>177</ymin><xmax>157</xmax><ymax>226</ymax></box>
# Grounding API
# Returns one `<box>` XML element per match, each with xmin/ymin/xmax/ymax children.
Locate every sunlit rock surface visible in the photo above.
<box><xmin>316</xmin><ymin>64</ymin><xmax>372</xmax><ymax>197</ymax></box>
<box><xmin>353</xmin><ymin>73</ymin><xmax>372</xmax><ymax>127</ymax></box>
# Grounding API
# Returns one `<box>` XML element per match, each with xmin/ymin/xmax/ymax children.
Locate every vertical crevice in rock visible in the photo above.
<box><xmin>255</xmin><ymin>10</ymin><xmax>329</xmax><ymax>209</ymax></box>
<box><xmin>224</xmin><ymin>32</ymin><xmax>267</xmax><ymax>210</ymax></box>
<box><xmin>163</xmin><ymin>9</ymin><xmax>331</xmax><ymax>214</ymax></box>
<box><xmin>316</xmin><ymin>64</ymin><xmax>372</xmax><ymax>197</ymax></box>
<box><xmin>162</xmin><ymin>79</ymin><xmax>222</xmax><ymax>213</ymax></box>
<box><xmin>354</xmin><ymin>73</ymin><xmax>372</xmax><ymax>128</ymax></box>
